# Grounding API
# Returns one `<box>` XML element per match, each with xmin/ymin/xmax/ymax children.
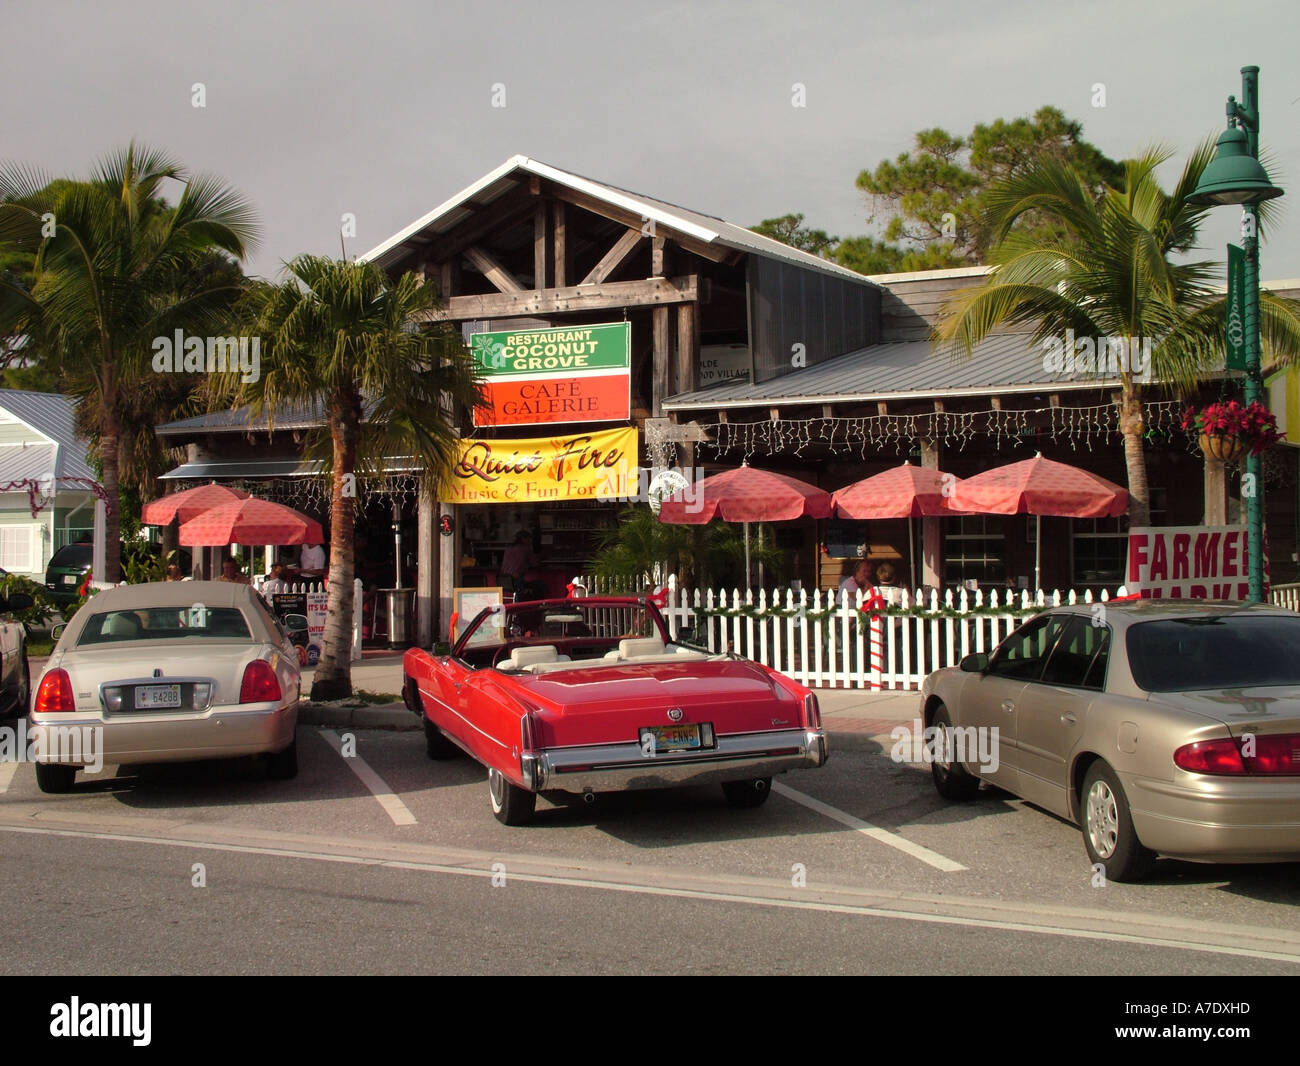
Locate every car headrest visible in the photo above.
<box><xmin>507</xmin><ymin>645</ymin><xmax>560</xmax><ymax>670</ymax></box>
<box><xmin>618</xmin><ymin>637</ymin><xmax>665</xmax><ymax>659</ymax></box>
<box><xmin>101</xmin><ymin>613</ymin><xmax>142</xmax><ymax>637</ymax></box>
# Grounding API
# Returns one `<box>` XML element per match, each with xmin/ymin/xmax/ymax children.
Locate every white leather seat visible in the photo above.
<box><xmin>504</xmin><ymin>645</ymin><xmax>567</xmax><ymax>671</ymax></box>
<box><xmin>618</xmin><ymin>637</ymin><xmax>665</xmax><ymax>659</ymax></box>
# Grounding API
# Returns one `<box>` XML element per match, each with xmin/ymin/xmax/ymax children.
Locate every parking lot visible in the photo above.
<box><xmin>4</xmin><ymin>669</ymin><xmax>1300</xmax><ymax>973</ymax></box>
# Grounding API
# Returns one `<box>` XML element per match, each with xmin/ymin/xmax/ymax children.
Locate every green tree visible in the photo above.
<box><xmin>858</xmin><ymin>106</ymin><xmax>1124</xmax><ymax>265</ymax></box>
<box><xmin>236</xmin><ymin>255</ymin><xmax>483</xmax><ymax>699</ymax></box>
<box><xmin>0</xmin><ymin>145</ymin><xmax>257</xmax><ymax>581</ymax></box>
<box><xmin>934</xmin><ymin>144</ymin><xmax>1300</xmax><ymax>527</ymax></box>
<box><xmin>750</xmin><ymin>214</ymin><xmax>838</xmax><ymax>257</ymax></box>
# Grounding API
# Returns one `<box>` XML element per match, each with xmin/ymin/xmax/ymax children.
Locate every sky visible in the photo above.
<box><xmin>5</xmin><ymin>0</ymin><xmax>1299</xmax><ymax>282</ymax></box>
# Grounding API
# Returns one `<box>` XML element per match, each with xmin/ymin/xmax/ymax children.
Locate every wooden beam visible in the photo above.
<box><xmin>464</xmin><ymin>245</ymin><xmax>525</xmax><ymax>294</ymax></box>
<box><xmin>652</xmin><ymin>236</ymin><xmax>667</xmax><ymax>277</ymax></box>
<box><xmin>422</xmin><ymin>186</ymin><xmax>536</xmax><ymax>262</ymax></box>
<box><xmin>717</xmin><ymin>411</ymin><xmax>728</xmax><ymax>423</ymax></box>
<box><xmin>544</xmin><ymin>182</ymin><xmax>733</xmax><ymax>264</ymax></box>
<box><xmin>552</xmin><ymin>201</ymin><xmax>568</xmax><ymax>287</ymax></box>
<box><xmin>652</xmin><ymin>306</ymin><xmax>671</xmax><ymax>418</ymax></box>
<box><xmin>821</xmin><ymin>404</ymin><xmax>833</xmax><ymax>419</ymax></box>
<box><xmin>990</xmin><ymin>396</ymin><xmax>1003</xmax><ymax>411</ymax></box>
<box><xmin>877</xmin><ymin>401</ymin><xmax>889</xmax><ymax>416</ymax></box>
<box><xmin>439</xmin><ymin>259</ymin><xmax>458</xmax><ymax>302</ymax></box>
<box><xmin>427</xmin><ymin>275</ymin><xmax>699</xmax><ymax>321</ymax></box>
<box><xmin>933</xmin><ymin>400</ymin><xmax>945</xmax><ymax>412</ymax></box>
<box><xmin>582</xmin><ymin>227</ymin><xmax>643</xmax><ymax>285</ymax></box>
<box><xmin>533</xmin><ymin>205</ymin><xmax>547</xmax><ymax>290</ymax></box>
<box><xmin>674</xmin><ymin>302</ymin><xmax>697</xmax><ymax>395</ymax></box>
<box><xmin>528</xmin><ymin>175</ymin><xmax>541</xmax><ymax>196</ymax></box>
<box><xmin>769</xmin><ymin>407</ymin><xmax>780</xmax><ymax>421</ymax></box>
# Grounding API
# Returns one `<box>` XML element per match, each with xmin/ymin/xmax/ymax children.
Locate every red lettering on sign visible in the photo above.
<box><xmin>1128</xmin><ymin>534</ymin><xmax>1149</xmax><ymax>582</ymax></box>
<box><xmin>1194</xmin><ymin>532</ymin><xmax>1220</xmax><ymax>577</ymax></box>
<box><xmin>1172</xmin><ymin>533</ymin><xmax>1190</xmax><ymax>579</ymax></box>
<box><xmin>1222</xmin><ymin>532</ymin><xmax>1239</xmax><ymax>575</ymax></box>
<box><xmin>1150</xmin><ymin>536</ymin><xmax>1168</xmax><ymax>582</ymax></box>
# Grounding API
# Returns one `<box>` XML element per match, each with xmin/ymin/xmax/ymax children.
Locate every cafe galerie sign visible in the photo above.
<box><xmin>470</xmin><ymin>322</ymin><xmax>631</xmax><ymax>427</ymax></box>
<box><xmin>440</xmin><ymin>427</ymin><xmax>637</xmax><ymax>505</ymax></box>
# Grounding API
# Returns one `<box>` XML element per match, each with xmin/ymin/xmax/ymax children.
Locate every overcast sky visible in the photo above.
<box><xmin>5</xmin><ymin>0</ymin><xmax>1299</xmax><ymax>282</ymax></box>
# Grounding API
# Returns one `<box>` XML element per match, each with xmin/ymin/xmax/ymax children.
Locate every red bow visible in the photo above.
<box><xmin>857</xmin><ymin>587</ymin><xmax>887</xmax><ymax>617</ymax></box>
<box><xmin>646</xmin><ymin>588</ymin><xmax>668</xmax><ymax>608</ymax></box>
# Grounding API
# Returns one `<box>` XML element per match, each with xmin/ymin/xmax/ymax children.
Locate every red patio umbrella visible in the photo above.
<box><xmin>831</xmin><ymin>462</ymin><xmax>963</xmax><ymax>589</ymax></box>
<box><xmin>178</xmin><ymin>497</ymin><xmax>323</xmax><ymax>547</ymax></box>
<box><xmin>658</xmin><ymin>465</ymin><xmax>832</xmax><ymax>586</ymax></box>
<box><xmin>141</xmin><ymin>483</ymin><xmax>250</xmax><ymax>526</ymax></box>
<box><xmin>946</xmin><ymin>454</ymin><xmax>1128</xmax><ymax>588</ymax></box>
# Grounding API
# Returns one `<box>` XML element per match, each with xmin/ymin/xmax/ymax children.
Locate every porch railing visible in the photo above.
<box><xmin>579</xmin><ymin>575</ymin><xmax>1123</xmax><ymax>690</ymax></box>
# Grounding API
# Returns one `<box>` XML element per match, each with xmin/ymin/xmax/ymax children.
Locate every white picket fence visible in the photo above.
<box><xmin>251</xmin><ymin>577</ymin><xmax>364</xmax><ymax>663</ymax></box>
<box><xmin>580</xmin><ymin>575</ymin><xmax>1122</xmax><ymax>690</ymax></box>
<box><xmin>1270</xmin><ymin>583</ymin><xmax>1300</xmax><ymax>612</ymax></box>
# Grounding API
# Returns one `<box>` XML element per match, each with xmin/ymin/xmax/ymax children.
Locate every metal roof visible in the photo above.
<box><xmin>161</xmin><ymin>456</ymin><xmax>422</xmax><ymax>481</ymax></box>
<box><xmin>156</xmin><ymin>398</ymin><xmax>378</xmax><ymax>438</ymax></box>
<box><xmin>360</xmin><ymin>155</ymin><xmax>879</xmax><ymax>288</ymax></box>
<box><xmin>0</xmin><ymin>389</ymin><xmax>97</xmax><ymax>482</ymax></box>
<box><xmin>663</xmin><ymin>332</ymin><xmax>1131</xmax><ymax>410</ymax></box>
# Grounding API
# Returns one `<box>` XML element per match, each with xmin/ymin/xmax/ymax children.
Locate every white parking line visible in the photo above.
<box><xmin>319</xmin><ymin>730</ymin><xmax>416</xmax><ymax>826</ymax></box>
<box><xmin>0</xmin><ymin>761</ymin><xmax>16</xmax><ymax>793</ymax></box>
<box><xmin>772</xmin><ymin>781</ymin><xmax>966</xmax><ymax>873</ymax></box>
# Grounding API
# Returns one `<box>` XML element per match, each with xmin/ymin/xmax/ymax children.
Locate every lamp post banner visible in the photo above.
<box><xmin>1127</xmin><ymin>525</ymin><xmax>1252</xmax><ymax>599</ymax></box>
<box><xmin>1227</xmin><ymin>243</ymin><xmax>1247</xmax><ymax>371</ymax></box>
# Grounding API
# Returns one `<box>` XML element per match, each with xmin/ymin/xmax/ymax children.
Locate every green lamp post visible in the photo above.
<box><xmin>1186</xmin><ymin>65</ymin><xmax>1284</xmax><ymax>603</ymax></box>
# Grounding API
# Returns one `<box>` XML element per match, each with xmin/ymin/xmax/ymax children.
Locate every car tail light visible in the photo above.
<box><xmin>33</xmin><ymin>669</ymin><xmax>75</xmax><ymax>713</ymax></box>
<box><xmin>804</xmin><ymin>692</ymin><xmax>821</xmax><ymax>730</ymax></box>
<box><xmin>240</xmin><ymin>660</ymin><xmax>281</xmax><ymax>704</ymax></box>
<box><xmin>1174</xmin><ymin>733</ymin><xmax>1300</xmax><ymax>775</ymax></box>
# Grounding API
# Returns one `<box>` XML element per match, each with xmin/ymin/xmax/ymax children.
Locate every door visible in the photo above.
<box><xmin>1015</xmin><ymin>616</ymin><xmax>1111</xmax><ymax>817</ymax></box>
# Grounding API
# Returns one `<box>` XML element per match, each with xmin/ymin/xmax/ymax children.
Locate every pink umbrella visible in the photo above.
<box><xmin>947</xmin><ymin>454</ymin><xmax>1128</xmax><ymax>587</ymax></box>
<box><xmin>831</xmin><ymin>462</ymin><xmax>964</xmax><ymax>588</ymax></box>
<box><xmin>141</xmin><ymin>483</ymin><xmax>250</xmax><ymax>526</ymax></box>
<box><xmin>179</xmin><ymin>498</ymin><xmax>323</xmax><ymax>547</ymax></box>
<box><xmin>658</xmin><ymin>465</ymin><xmax>832</xmax><ymax>586</ymax></box>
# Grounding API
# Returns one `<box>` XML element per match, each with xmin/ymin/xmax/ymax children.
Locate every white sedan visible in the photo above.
<box><xmin>29</xmin><ymin>581</ymin><xmax>302</xmax><ymax>792</ymax></box>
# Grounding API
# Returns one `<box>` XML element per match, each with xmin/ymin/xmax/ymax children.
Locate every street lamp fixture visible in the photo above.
<box><xmin>1186</xmin><ymin>65</ymin><xmax>1284</xmax><ymax>603</ymax></box>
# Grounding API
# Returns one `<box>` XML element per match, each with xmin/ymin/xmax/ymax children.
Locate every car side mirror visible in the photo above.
<box><xmin>959</xmin><ymin>652</ymin><xmax>989</xmax><ymax>673</ymax></box>
<box><xmin>50</xmin><ymin>622</ymin><xmax>67</xmax><ymax>642</ymax></box>
<box><xmin>433</xmin><ymin>641</ymin><xmax>452</xmax><ymax>656</ymax></box>
<box><xmin>0</xmin><ymin>593</ymin><xmax>33</xmax><ymax>611</ymax></box>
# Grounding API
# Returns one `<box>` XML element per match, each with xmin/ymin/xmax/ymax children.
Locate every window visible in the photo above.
<box><xmin>1040</xmin><ymin>616</ymin><xmax>1111</xmax><ymax>690</ymax></box>
<box><xmin>988</xmin><ymin>614</ymin><xmax>1070</xmax><ymax>681</ymax></box>
<box><xmin>944</xmin><ymin>515</ymin><xmax>1005</xmax><ymax>587</ymax></box>
<box><xmin>78</xmin><ymin>607</ymin><xmax>252</xmax><ymax>645</ymax></box>
<box><xmin>0</xmin><ymin>525</ymin><xmax>38</xmax><ymax>572</ymax></box>
<box><xmin>1072</xmin><ymin>518</ymin><xmax>1126</xmax><ymax>586</ymax></box>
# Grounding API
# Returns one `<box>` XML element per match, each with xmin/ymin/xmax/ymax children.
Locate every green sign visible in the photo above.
<box><xmin>469</xmin><ymin>322</ymin><xmax>631</xmax><ymax>377</ymax></box>
<box><xmin>1227</xmin><ymin>244</ymin><xmax>1246</xmax><ymax>371</ymax></box>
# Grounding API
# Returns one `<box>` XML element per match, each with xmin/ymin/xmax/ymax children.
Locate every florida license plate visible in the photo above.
<box><xmin>639</xmin><ymin>724</ymin><xmax>703</xmax><ymax>752</ymax></box>
<box><xmin>134</xmin><ymin>684</ymin><xmax>181</xmax><ymax>709</ymax></box>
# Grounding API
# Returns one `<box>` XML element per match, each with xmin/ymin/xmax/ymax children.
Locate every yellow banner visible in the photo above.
<box><xmin>439</xmin><ymin>427</ymin><xmax>637</xmax><ymax>505</ymax></box>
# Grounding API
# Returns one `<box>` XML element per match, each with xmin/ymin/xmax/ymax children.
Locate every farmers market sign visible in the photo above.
<box><xmin>440</xmin><ymin>427</ymin><xmax>637</xmax><ymax>504</ymax></box>
<box><xmin>469</xmin><ymin>322</ymin><xmax>631</xmax><ymax>427</ymax></box>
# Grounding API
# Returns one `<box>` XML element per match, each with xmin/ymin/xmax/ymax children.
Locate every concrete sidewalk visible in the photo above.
<box><xmin>300</xmin><ymin>652</ymin><xmax>920</xmax><ymax>747</ymax></box>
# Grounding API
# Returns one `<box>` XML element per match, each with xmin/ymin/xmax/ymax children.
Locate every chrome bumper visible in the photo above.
<box><xmin>523</xmin><ymin>728</ymin><xmax>828</xmax><ymax>794</ymax></box>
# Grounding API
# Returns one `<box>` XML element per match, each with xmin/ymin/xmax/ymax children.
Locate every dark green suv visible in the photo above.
<box><xmin>44</xmin><ymin>542</ymin><xmax>92</xmax><ymax>607</ymax></box>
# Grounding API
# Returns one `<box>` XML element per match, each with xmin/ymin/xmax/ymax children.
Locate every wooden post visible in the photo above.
<box><xmin>652</xmin><ymin>307</ymin><xmax>671</xmax><ymax>418</ymax></box>
<box><xmin>417</xmin><ymin>482</ymin><xmax>436</xmax><ymax>647</ymax></box>
<box><xmin>438</xmin><ymin>502</ymin><xmax>458</xmax><ymax>641</ymax></box>
<box><xmin>533</xmin><ymin>205</ymin><xmax>547</xmax><ymax>290</ymax></box>
<box><xmin>552</xmin><ymin>201</ymin><xmax>568</xmax><ymax>287</ymax></box>
<box><xmin>920</xmin><ymin>437</ymin><xmax>942</xmax><ymax>588</ymax></box>
<box><xmin>1204</xmin><ymin>457</ymin><xmax>1229</xmax><ymax>526</ymax></box>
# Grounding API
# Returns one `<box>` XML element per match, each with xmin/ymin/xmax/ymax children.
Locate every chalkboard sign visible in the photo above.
<box><xmin>824</xmin><ymin>520</ymin><xmax>868</xmax><ymax>559</ymax></box>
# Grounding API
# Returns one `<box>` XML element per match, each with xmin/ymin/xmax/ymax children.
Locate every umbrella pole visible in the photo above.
<box><xmin>1035</xmin><ymin>518</ymin><xmax>1042</xmax><ymax>591</ymax></box>
<box><xmin>744</xmin><ymin>522</ymin><xmax>752</xmax><ymax>589</ymax></box>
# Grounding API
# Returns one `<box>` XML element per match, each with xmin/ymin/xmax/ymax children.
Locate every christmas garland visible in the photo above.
<box><xmin>689</xmin><ymin>600</ymin><xmax>1043</xmax><ymax>624</ymax></box>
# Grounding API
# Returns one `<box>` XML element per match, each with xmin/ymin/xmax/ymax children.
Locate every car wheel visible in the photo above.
<box><xmin>721</xmin><ymin>777</ymin><xmax>771</xmax><ymax>808</ymax></box>
<box><xmin>267</xmin><ymin>738</ymin><xmax>298</xmax><ymax>780</ymax></box>
<box><xmin>35</xmin><ymin>762</ymin><xmax>75</xmax><ymax>793</ymax></box>
<box><xmin>1081</xmin><ymin>761</ymin><xmax>1155</xmax><ymax>882</ymax></box>
<box><xmin>488</xmin><ymin>767</ymin><xmax>536</xmax><ymax>825</ymax></box>
<box><xmin>423</xmin><ymin>718</ymin><xmax>457</xmax><ymax>760</ymax></box>
<box><xmin>929</xmin><ymin>703</ymin><xmax>982</xmax><ymax>800</ymax></box>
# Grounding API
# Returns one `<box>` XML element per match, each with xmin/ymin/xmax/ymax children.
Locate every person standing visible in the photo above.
<box><xmin>299</xmin><ymin>542</ymin><xmax>326</xmax><ymax>578</ymax></box>
<box><xmin>500</xmin><ymin>530</ymin><xmax>538</xmax><ymax>599</ymax></box>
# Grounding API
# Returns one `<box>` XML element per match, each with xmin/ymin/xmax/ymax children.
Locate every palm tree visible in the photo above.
<box><xmin>0</xmin><ymin>144</ymin><xmax>256</xmax><ymax>580</ymax></box>
<box><xmin>238</xmin><ymin>255</ymin><xmax>482</xmax><ymax>699</ymax></box>
<box><xmin>935</xmin><ymin>145</ymin><xmax>1300</xmax><ymax>526</ymax></box>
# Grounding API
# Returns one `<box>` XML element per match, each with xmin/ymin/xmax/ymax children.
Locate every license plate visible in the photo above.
<box><xmin>134</xmin><ymin>684</ymin><xmax>181</xmax><ymax>709</ymax></box>
<box><xmin>639</xmin><ymin>724</ymin><xmax>704</xmax><ymax>752</ymax></box>
<box><xmin>62</xmin><ymin>574</ymin><xmax>76</xmax><ymax>585</ymax></box>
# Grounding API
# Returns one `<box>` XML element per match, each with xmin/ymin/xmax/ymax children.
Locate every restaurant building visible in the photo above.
<box><xmin>155</xmin><ymin>156</ymin><xmax>1300</xmax><ymax>644</ymax></box>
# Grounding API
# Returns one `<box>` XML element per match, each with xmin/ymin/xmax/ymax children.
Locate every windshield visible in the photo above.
<box><xmin>1126</xmin><ymin>614</ymin><xmax>1300</xmax><ymax>691</ymax></box>
<box><xmin>457</xmin><ymin>599</ymin><xmax>666</xmax><ymax>654</ymax></box>
<box><xmin>77</xmin><ymin>607</ymin><xmax>252</xmax><ymax>645</ymax></box>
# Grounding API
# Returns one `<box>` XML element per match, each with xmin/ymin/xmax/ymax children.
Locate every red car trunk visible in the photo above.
<box><xmin>517</xmin><ymin>660</ymin><xmax>803</xmax><ymax>748</ymax></box>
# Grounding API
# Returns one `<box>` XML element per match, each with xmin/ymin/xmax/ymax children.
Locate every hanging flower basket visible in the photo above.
<box><xmin>1198</xmin><ymin>433</ymin><xmax>1247</xmax><ymax>464</ymax></box>
<box><xmin>1181</xmin><ymin>400</ymin><xmax>1281</xmax><ymax>462</ymax></box>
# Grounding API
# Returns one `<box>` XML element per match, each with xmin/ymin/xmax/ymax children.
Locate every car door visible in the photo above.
<box><xmin>959</xmin><ymin>613</ymin><xmax>1072</xmax><ymax>790</ymax></box>
<box><xmin>1014</xmin><ymin>616</ymin><xmax>1111</xmax><ymax>818</ymax></box>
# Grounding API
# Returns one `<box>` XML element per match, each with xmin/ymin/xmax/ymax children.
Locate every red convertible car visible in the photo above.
<box><xmin>403</xmin><ymin>597</ymin><xmax>828</xmax><ymax>824</ymax></box>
